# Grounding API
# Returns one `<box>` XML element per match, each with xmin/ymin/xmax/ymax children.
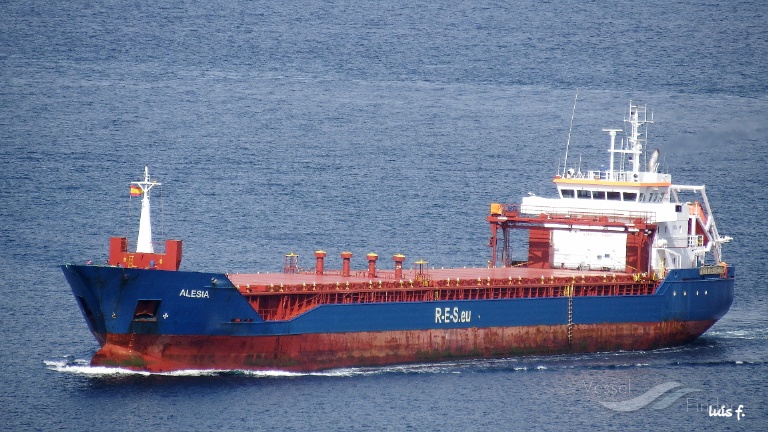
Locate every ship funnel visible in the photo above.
<box><xmin>648</xmin><ymin>149</ymin><xmax>660</xmax><ymax>173</ymax></box>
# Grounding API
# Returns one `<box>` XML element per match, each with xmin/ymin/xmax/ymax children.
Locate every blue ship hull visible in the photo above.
<box><xmin>61</xmin><ymin>264</ymin><xmax>734</xmax><ymax>371</ymax></box>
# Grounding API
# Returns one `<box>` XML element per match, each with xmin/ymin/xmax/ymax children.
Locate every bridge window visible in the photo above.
<box><xmin>561</xmin><ymin>189</ymin><xmax>575</xmax><ymax>198</ymax></box>
<box><xmin>607</xmin><ymin>192</ymin><xmax>621</xmax><ymax>201</ymax></box>
<box><xmin>577</xmin><ymin>190</ymin><xmax>591</xmax><ymax>199</ymax></box>
<box><xmin>623</xmin><ymin>192</ymin><xmax>637</xmax><ymax>201</ymax></box>
<box><xmin>593</xmin><ymin>191</ymin><xmax>606</xmax><ymax>200</ymax></box>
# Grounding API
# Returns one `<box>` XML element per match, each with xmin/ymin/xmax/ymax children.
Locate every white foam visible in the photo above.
<box><xmin>44</xmin><ymin>358</ymin><xmax>396</xmax><ymax>378</ymax></box>
<box><xmin>44</xmin><ymin>358</ymin><xmax>270</xmax><ymax>377</ymax></box>
<box><xmin>229</xmin><ymin>369</ymin><xmax>314</xmax><ymax>377</ymax></box>
<box><xmin>44</xmin><ymin>359</ymin><xmax>151</xmax><ymax>376</ymax></box>
<box><xmin>707</xmin><ymin>328</ymin><xmax>768</xmax><ymax>340</ymax></box>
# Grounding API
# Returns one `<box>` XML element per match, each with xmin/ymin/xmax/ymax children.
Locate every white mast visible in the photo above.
<box><xmin>132</xmin><ymin>166</ymin><xmax>160</xmax><ymax>253</ymax></box>
<box><xmin>602</xmin><ymin>128</ymin><xmax>622</xmax><ymax>180</ymax></box>
<box><xmin>625</xmin><ymin>102</ymin><xmax>652</xmax><ymax>174</ymax></box>
<box><xmin>600</xmin><ymin>103</ymin><xmax>653</xmax><ymax>179</ymax></box>
<box><xmin>562</xmin><ymin>90</ymin><xmax>579</xmax><ymax>177</ymax></box>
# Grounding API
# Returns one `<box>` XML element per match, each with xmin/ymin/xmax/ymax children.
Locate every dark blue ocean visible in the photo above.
<box><xmin>2</xmin><ymin>0</ymin><xmax>767</xmax><ymax>430</ymax></box>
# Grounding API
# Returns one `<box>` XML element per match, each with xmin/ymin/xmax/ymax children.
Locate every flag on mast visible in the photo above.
<box><xmin>130</xmin><ymin>185</ymin><xmax>142</xmax><ymax>197</ymax></box>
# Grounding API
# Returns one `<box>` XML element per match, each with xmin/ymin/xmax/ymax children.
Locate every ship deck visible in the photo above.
<box><xmin>226</xmin><ymin>265</ymin><xmax>659</xmax><ymax>321</ymax></box>
<box><xmin>228</xmin><ymin>266</ymin><xmax>635</xmax><ymax>292</ymax></box>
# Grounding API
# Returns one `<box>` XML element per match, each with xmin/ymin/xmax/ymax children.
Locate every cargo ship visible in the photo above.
<box><xmin>62</xmin><ymin>102</ymin><xmax>734</xmax><ymax>372</ymax></box>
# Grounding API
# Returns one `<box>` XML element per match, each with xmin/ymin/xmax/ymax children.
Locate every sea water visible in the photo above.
<box><xmin>1</xmin><ymin>0</ymin><xmax>766</xmax><ymax>430</ymax></box>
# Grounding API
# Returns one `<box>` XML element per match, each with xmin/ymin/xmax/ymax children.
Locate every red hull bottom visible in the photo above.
<box><xmin>91</xmin><ymin>320</ymin><xmax>716</xmax><ymax>372</ymax></box>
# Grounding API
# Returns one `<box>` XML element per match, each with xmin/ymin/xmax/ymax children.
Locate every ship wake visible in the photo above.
<box><xmin>45</xmin><ymin>344</ymin><xmax>763</xmax><ymax>378</ymax></box>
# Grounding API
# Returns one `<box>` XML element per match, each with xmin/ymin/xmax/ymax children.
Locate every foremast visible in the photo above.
<box><xmin>106</xmin><ymin>167</ymin><xmax>182</xmax><ymax>270</ymax></box>
<box><xmin>132</xmin><ymin>166</ymin><xmax>160</xmax><ymax>253</ymax></box>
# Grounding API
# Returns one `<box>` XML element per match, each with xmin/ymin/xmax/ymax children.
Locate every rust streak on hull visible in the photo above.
<box><xmin>92</xmin><ymin>320</ymin><xmax>716</xmax><ymax>372</ymax></box>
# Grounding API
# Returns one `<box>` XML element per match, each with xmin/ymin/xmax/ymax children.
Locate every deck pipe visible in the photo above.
<box><xmin>341</xmin><ymin>252</ymin><xmax>353</xmax><ymax>277</ymax></box>
<box><xmin>367</xmin><ymin>253</ymin><xmax>378</xmax><ymax>278</ymax></box>
<box><xmin>314</xmin><ymin>250</ymin><xmax>326</xmax><ymax>275</ymax></box>
<box><xmin>393</xmin><ymin>254</ymin><xmax>405</xmax><ymax>280</ymax></box>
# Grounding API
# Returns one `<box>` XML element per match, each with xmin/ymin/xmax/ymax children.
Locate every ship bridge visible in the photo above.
<box><xmin>489</xmin><ymin>102</ymin><xmax>730</xmax><ymax>276</ymax></box>
<box><xmin>554</xmin><ymin>103</ymin><xmax>671</xmax><ymax>204</ymax></box>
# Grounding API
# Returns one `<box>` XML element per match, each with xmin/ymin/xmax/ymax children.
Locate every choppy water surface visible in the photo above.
<box><xmin>1</xmin><ymin>0</ymin><xmax>766</xmax><ymax>430</ymax></box>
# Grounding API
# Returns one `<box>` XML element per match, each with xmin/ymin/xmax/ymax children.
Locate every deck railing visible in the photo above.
<box><xmin>497</xmin><ymin>203</ymin><xmax>656</xmax><ymax>224</ymax></box>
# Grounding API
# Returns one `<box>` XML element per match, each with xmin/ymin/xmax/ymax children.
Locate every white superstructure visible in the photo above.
<box><xmin>520</xmin><ymin>102</ymin><xmax>730</xmax><ymax>275</ymax></box>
